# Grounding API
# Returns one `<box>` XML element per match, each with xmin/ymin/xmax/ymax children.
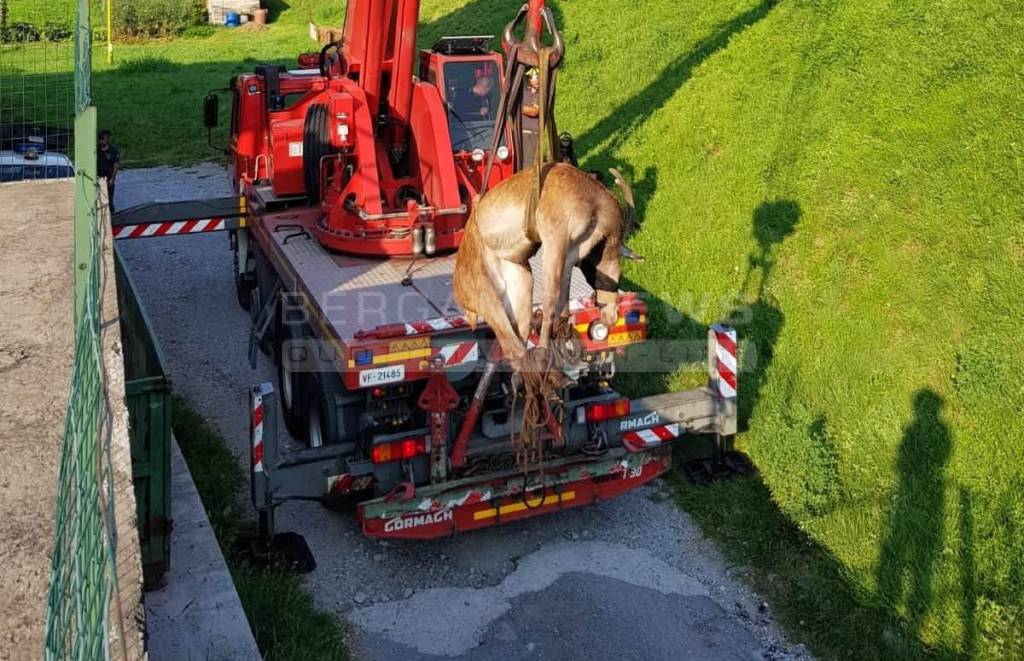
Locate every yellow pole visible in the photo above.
<box><xmin>106</xmin><ymin>0</ymin><xmax>112</xmax><ymax>64</ymax></box>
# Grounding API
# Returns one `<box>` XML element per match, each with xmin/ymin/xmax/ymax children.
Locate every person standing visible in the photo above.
<box><xmin>520</xmin><ymin>69</ymin><xmax>541</xmax><ymax>168</ymax></box>
<box><xmin>97</xmin><ymin>129</ymin><xmax>120</xmax><ymax>213</ymax></box>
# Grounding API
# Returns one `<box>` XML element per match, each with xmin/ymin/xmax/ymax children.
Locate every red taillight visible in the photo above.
<box><xmin>578</xmin><ymin>399</ymin><xmax>631</xmax><ymax>424</ymax></box>
<box><xmin>371</xmin><ymin>437</ymin><xmax>428</xmax><ymax>464</ymax></box>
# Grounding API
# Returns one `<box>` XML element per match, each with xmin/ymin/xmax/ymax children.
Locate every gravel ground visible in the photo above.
<box><xmin>116</xmin><ymin>165</ymin><xmax>810</xmax><ymax>661</ymax></box>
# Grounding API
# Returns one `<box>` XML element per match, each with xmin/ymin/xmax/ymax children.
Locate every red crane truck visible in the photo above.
<box><xmin>112</xmin><ymin>0</ymin><xmax>740</xmax><ymax>555</ymax></box>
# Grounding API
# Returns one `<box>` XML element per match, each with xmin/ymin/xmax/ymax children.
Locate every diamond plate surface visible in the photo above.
<box><xmin>270</xmin><ymin>227</ymin><xmax>595</xmax><ymax>341</ymax></box>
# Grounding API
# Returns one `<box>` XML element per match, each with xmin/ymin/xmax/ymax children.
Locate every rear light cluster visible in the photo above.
<box><xmin>577</xmin><ymin>399</ymin><xmax>631</xmax><ymax>424</ymax></box>
<box><xmin>371</xmin><ymin>384</ymin><xmax>407</xmax><ymax>399</ymax></box>
<box><xmin>371</xmin><ymin>437</ymin><xmax>428</xmax><ymax>464</ymax></box>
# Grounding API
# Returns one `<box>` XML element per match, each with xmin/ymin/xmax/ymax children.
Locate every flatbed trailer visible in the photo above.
<box><xmin>111</xmin><ymin>0</ymin><xmax>742</xmax><ymax>554</ymax></box>
<box><xmin>233</xmin><ymin>184</ymin><xmax>740</xmax><ymax>543</ymax></box>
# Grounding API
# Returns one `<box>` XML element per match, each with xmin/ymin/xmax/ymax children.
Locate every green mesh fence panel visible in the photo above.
<box><xmin>14</xmin><ymin>0</ymin><xmax>128</xmax><ymax>658</ymax></box>
<box><xmin>43</xmin><ymin>169</ymin><xmax>119</xmax><ymax>660</ymax></box>
<box><xmin>0</xmin><ymin>0</ymin><xmax>76</xmax><ymax>173</ymax></box>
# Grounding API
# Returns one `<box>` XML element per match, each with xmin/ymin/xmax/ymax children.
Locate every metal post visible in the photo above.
<box><xmin>73</xmin><ymin>107</ymin><xmax>97</xmax><ymax>324</ymax></box>
<box><xmin>452</xmin><ymin>342</ymin><xmax>503</xmax><ymax>468</ymax></box>
<box><xmin>250</xmin><ymin>382</ymin><xmax>278</xmax><ymax>520</ymax></box>
<box><xmin>418</xmin><ymin>359</ymin><xmax>459</xmax><ymax>484</ymax></box>
<box><xmin>106</xmin><ymin>0</ymin><xmax>113</xmax><ymax>65</ymax></box>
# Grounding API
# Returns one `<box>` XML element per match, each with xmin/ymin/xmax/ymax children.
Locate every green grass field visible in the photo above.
<box><xmin>6</xmin><ymin>0</ymin><xmax>1020</xmax><ymax>657</ymax></box>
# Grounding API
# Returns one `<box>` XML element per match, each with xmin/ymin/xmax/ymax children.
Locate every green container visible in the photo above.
<box><xmin>114</xmin><ymin>248</ymin><xmax>172</xmax><ymax>589</ymax></box>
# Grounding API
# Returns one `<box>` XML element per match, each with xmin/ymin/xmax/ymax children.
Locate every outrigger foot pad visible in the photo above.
<box><xmin>238</xmin><ymin>532</ymin><xmax>316</xmax><ymax>573</ymax></box>
<box><xmin>683</xmin><ymin>452</ymin><xmax>754</xmax><ymax>486</ymax></box>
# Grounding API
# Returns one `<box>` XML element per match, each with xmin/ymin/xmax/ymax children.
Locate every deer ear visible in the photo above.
<box><xmin>620</xmin><ymin>245</ymin><xmax>645</xmax><ymax>262</ymax></box>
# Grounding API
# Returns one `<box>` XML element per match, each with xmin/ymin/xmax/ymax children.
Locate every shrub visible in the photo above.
<box><xmin>42</xmin><ymin>22</ymin><xmax>72</xmax><ymax>42</ymax></box>
<box><xmin>0</xmin><ymin>22</ymin><xmax>41</xmax><ymax>43</ymax></box>
<box><xmin>113</xmin><ymin>0</ymin><xmax>207</xmax><ymax>38</ymax></box>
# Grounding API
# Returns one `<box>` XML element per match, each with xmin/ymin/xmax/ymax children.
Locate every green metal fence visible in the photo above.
<box><xmin>0</xmin><ymin>0</ymin><xmax>76</xmax><ymax>161</ymax></box>
<box><xmin>34</xmin><ymin>1</ymin><xmax>127</xmax><ymax>658</ymax></box>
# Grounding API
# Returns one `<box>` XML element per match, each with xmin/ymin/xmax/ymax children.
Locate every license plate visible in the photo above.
<box><xmin>359</xmin><ymin>364</ymin><xmax>405</xmax><ymax>388</ymax></box>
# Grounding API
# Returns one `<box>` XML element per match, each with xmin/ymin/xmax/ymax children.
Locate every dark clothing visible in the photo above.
<box><xmin>98</xmin><ymin>144</ymin><xmax>119</xmax><ymax>212</ymax></box>
<box><xmin>454</xmin><ymin>91</ymin><xmax>491</xmax><ymax>121</ymax></box>
<box><xmin>98</xmin><ymin>145</ymin><xmax>120</xmax><ymax>178</ymax></box>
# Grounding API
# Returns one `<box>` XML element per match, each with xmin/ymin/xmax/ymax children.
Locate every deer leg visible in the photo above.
<box><xmin>475</xmin><ymin>256</ymin><xmax>529</xmax><ymax>369</ymax></box>
<box><xmin>538</xmin><ymin>230</ymin><xmax>569</xmax><ymax>349</ymax></box>
<box><xmin>501</xmin><ymin>260</ymin><xmax>535</xmax><ymax>342</ymax></box>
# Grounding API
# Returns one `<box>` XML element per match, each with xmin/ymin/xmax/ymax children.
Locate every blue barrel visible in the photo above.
<box><xmin>225</xmin><ymin>12</ymin><xmax>241</xmax><ymax>27</ymax></box>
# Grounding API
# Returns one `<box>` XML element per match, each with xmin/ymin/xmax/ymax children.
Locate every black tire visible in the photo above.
<box><xmin>276</xmin><ymin>313</ymin><xmax>309</xmax><ymax>442</ymax></box>
<box><xmin>232</xmin><ymin>232</ymin><xmax>255</xmax><ymax>311</ymax></box>
<box><xmin>305</xmin><ymin>378</ymin><xmax>331</xmax><ymax>450</ymax></box>
<box><xmin>234</xmin><ymin>272</ymin><xmax>254</xmax><ymax>311</ymax></box>
<box><xmin>306</xmin><ymin>371</ymin><xmax>360</xmax><ymax>449</ymax></box>
<box><xmin>253</xmin><ymin>245</ymin><xmax>276</xmax><ymax>356</ymax></box>
<box><xmin>303</xmin><ymin>103</ymin><xmax>332</xmax><ymax>204</ymax></box>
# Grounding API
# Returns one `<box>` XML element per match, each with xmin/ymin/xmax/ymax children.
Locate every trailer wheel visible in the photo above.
<box><xmin>232</xmin><ymin>233</ymin><xmax>254</xmax><ymax>311</ymax></box>
<box><xmin>303</xmin><ymin>104</ymin><xmax>332</xmax><ymax>204</ymax></box>
<box><xmin>235</xmin><ymin>271</ymin><xmax>255</xmax><ymax>311</ymax></box>
<box><xmin>253</xmin><ymin>244</ymin><xmax>276</xmax><ymax>356</ymax></box>
<box><xmin>306</xmin><ymin>371</ymin><xmax>358</xmax><ymax>448</ymax></box>
<box><xmin>276</xmin><ymin>311</ymin><xmax>309</xmax><ymax>442</ymax></box>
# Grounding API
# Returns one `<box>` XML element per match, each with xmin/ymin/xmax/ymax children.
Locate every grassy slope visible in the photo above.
<box><xmin>421</xmin><ymin>0</ymin><xmax>1024</xmax><ymax>656</ymax></box>
<box><xmin>577</xmin><ymin>0</ymin><xmax>1023</xmax><ymax>657</ymax></box>
<box><xmin>6</xmin><ymin>0</ymin><xmax>1020</xmax><ymax>656</ymax></box>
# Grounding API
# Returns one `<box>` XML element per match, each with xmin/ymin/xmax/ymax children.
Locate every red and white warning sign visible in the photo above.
<box><xmin>113</xmin><ymin>217</ymin><xmax>229</xmax><ymax>239</ymax></box>
<box><xmin>252</xmin><ymin>389</ymin><xmax>265</xmax><ymax>473</ymax></box>
<box><xmin>710</xmin><ymin>324</ymin><xmax>738</xmax><ymax>400</ymax></box>
<box><xmin>436</xmin><ymin>341</ymin><xmax>479</xmax><ymax>368</ymax></box>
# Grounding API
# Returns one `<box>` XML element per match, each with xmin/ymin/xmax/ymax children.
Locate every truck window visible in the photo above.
<box><xmin>444</xmin><ymin>62</ymin><xmax>499</xmax><ymax>152</ymax></box>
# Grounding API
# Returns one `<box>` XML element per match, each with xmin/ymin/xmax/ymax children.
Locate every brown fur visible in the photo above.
<box><xmin>453</xmin><ymin>163</ymin><xmax>633</xmax><ymax>368</ymax></box>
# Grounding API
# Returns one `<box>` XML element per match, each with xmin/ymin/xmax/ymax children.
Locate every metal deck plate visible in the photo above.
<box><xmin>266</xmin><ymin>217</ymin><xmax>595</xmax><ymax>343</ymax></box>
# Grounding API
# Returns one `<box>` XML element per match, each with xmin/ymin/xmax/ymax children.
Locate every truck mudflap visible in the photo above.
<box><xmin>357</xmin><ymin>448</ymin><xmax>671</xmax><ymax>540</ymax></box>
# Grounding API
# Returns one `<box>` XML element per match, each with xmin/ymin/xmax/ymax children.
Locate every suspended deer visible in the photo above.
<box><xmin>454</xmin><ymin>163</ymin><xmax>641</xmax><ymax>371</ymax></box>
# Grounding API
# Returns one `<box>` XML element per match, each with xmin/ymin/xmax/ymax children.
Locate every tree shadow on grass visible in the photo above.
<box><xmin>419</xmin><ymin>0</ymin><xmax>564</xmax><ymax>50</ymax></box>
<box><xmin>264</xmin><ymin>1</ymin><xmax>292</xmax><ymax>24</ymax></box>
<box><xmin>578</xmin><ymin>0</ymin><xmax>779</xmax><ymax>172</ymax></box>
<box><xmin>875</xmin><ymin>389</ymin><xmax>952</xmax><ymax>646</ymax></box>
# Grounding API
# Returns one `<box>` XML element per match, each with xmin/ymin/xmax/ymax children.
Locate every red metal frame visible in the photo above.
<box><xmin>358</xmin><ymin>448</ymin><xmax>670</xmax><ymax>540</ymax></box>
<box><xmin>229</xmin><ymin>0</ymin><xmax>524</xmax><ymax>258</ymax></box>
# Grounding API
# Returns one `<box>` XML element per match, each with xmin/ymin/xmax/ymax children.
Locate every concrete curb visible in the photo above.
<box><xmin>144</xmin><ymin>437</ymin><xmax>261</xmax><ymax>660</ymax></box>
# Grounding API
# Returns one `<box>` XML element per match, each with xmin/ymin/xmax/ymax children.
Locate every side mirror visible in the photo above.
<box><xmin>203</xmin><ymin>93</ymin><xmax>220</xmax><ymax>129</ymax></box>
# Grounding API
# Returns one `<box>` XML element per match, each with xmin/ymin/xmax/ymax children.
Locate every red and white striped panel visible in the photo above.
<box><xmin>252</xmin><ymin>391</ymin><xmax>265</xmax><ymax>473</ymax></box>
<box><xmin>437</xmin><ymin>340</ymin><xmax>479</xmax><ymax>367</ymax></box>
<box><xmin>711</xmin><ymin>324</ymin><xmax>738</xmax><ymax>399</ymax></box>
<box><xmin>402</xmin><ymin>315</ymin><xmax>470</xmax><ymax>336</ymax></box>
<box><xmin>622</xmin><ymin>423</ymin><xmax>681</xmax><ymax>451</ymax></box>
<box><xmin>113</xmin><ymin>217</ymin><xmax>228</xmax><ymax>240</ymax></box>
